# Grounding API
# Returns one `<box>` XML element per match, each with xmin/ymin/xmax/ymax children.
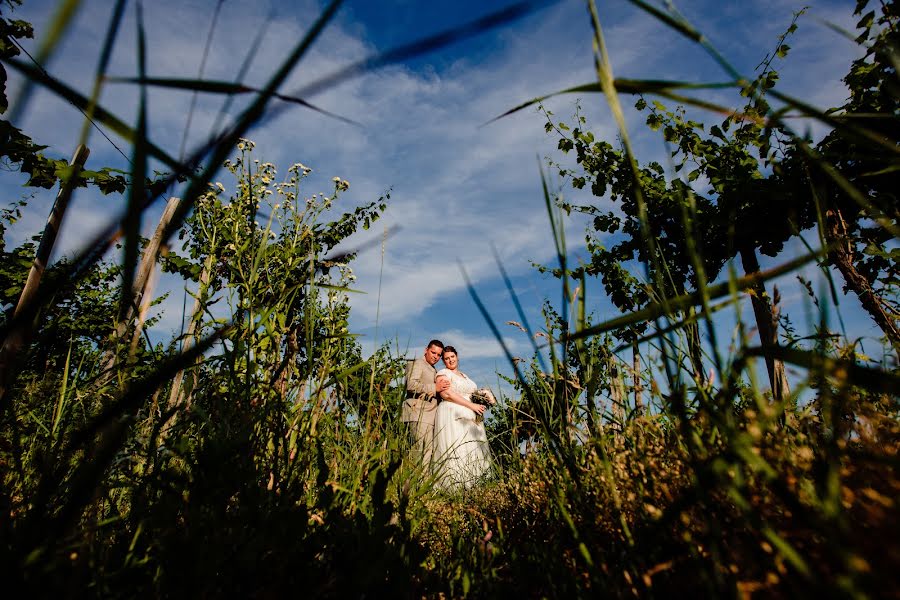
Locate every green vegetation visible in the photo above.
<box><xmin>1</xmin><ymin>0</ymin><xmax>897</xmax><ymax>597</ymax></box>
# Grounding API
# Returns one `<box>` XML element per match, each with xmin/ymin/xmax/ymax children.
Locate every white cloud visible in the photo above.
<box><xmin>431</xmin><ymin>327</ymin><xmax>525</xmax><ymax>361</ymax></box>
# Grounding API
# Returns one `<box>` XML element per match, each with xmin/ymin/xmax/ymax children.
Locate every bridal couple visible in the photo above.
<box><xmin>402</xmin><ymin>339</ymin><xmax>494</xmax><ymax>490</ymax></box>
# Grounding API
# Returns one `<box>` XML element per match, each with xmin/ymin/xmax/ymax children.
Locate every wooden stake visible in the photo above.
<box><xmin>0</xmin><ymin>145</ymin><xmax>90</xmax><ymax>402</ymax></box>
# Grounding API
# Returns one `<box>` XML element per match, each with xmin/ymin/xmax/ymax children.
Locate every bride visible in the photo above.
<box><xmin>433</xmin><ymin>346</ymin><xmax>493</xmax><ymax>489</ymax></box>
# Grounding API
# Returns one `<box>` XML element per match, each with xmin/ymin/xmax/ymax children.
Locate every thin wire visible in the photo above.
<box><xmin>208</xmin><ymin>7</ymin><xmax>274</xmax><ymax>141</ymax></box>
<box><xmin>11</xmin><ymin>37</ymin><xmax>132</xmax><ymax>165</ymax></box>
<box><xmin>178</xmin><ymin>0</ymin><xmax>226</xmax><ymax>163</ymax></box>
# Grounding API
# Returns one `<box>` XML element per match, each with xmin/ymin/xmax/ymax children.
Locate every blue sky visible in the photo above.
<box><xmin>2</xmin><ymin>0</ymin><xmax>881</xmax><ymax>393</ymax></box>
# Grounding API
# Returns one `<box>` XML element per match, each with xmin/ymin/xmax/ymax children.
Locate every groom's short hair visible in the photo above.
<box><xmin>427</xmin><ymin>339</ymin><xmax>444</xmax><ymax>350</ymax></box>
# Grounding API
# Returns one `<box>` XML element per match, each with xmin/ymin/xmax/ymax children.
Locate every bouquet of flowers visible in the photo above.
<box><xmin>470</xmin><ymin>388</ymin><xmax>496</xmax><ymax>407</ymax></box>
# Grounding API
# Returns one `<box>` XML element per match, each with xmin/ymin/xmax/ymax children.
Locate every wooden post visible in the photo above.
<box><xmin>166</xmin><ymin>257</ymin><xmax>212</xmax><ymax>415</ymax></box>
<box><xmin>610</xmin><ymin>359</ymin><xmax>625</xmax><ymax>437</ymax></box>
<box><xmin>632</xmin><ymin>342</ymin><xmax>643</xmax><ymax>418</ymax></box>
<box><xmin>740</xmin><ymin>247</ymin><xmax>791</xmax><ymax>404</ymax></box>
<box><xmin>0</xmin><ymin>145</ymin><xmax>90</xmax><ymax>402</ymax></box>
<box><xmin>12</xmin><ymin>145</ymin><xmax>90</xmax><ymax>320</ymax></box>
<box><xmin>104</xmin><ymin>196</ymin><xmax>182</xmax><ymax>373</ymax></box>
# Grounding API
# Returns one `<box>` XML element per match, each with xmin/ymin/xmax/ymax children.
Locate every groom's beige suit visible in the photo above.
<box><xmin>402</xmin><ymin>355</ymin><xmax>440</xmax><ymax>467</ymax></box>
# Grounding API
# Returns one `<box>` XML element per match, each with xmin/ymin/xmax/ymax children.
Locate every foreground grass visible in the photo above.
<box><xmin>417</xmin><ymin>397</ymin><xmax>898</xmax><ymax>598</ymax></box>
<box><xmin>10</xmin><ymin>384</ymin><xmax>895</xmax><ymax>598</ymax></box>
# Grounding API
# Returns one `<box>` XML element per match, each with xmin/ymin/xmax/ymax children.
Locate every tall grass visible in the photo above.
<box><xmin>0</xmin><ymin>0</ymin><xmax>897</xmax><ymax>598</ymax></box>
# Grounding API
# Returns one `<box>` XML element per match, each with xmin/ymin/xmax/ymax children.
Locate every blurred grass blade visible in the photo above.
<box><xmin>491</xmin><ymin>243</ymin><xmax>547</xmax><ymax>373</ymax></box>
<box><xmin>50</xmin><ymin>337</ymin><xmax>74</xmax><ymax>440</ymax></box>
<box><xmin>319</xmin><ymin>224</ymin><xmax>401</xmax><ymax>267</ymax></box>
<box><xmin>40</xmin><ymin>326</ymin><xmax>232</xmax><ymax>546</ymax></box>
<box><xmin>256</xmin><ymin>1</ymin><xmax>547</xmax><ymax>130</ymax></box>
<box><xmin>743</xmin><ymin>345</ymin><xmax>900</xmax><ymax>396</ymax></box>
<box><xmin>31</xmin><ymin>0</ymin><xmax>82</xmax><ymax>67</ymax></box>
<box><xmin>625</xmin><ymin>0</ymin><xmax>702</xmax><ymax>42</ymax></box>
<box><xmin>486</xmin><ymin>82</ymin><xmax>604</xmax><ymax>123</ymax></box>
<box><xmin>4</xmin><ymin>57</ymin><xmax>183</xmax><ymax>173</ymax></box>
<box><xmin>625</xmin><ymin>0</ymin><xmax>742</xmax><ymax>81</ymax></box>
<box><xmin>8</xmin><ymin>0</ymin><xmax>83</xmax><ymax>123</ymax></box>
<box><xmin>486</xmin><ymin>79</ymin><xmax>735</xmax><ymax>124</ymax></box>
<box><xmin>210</xmin><ymin>7</ymin><xmax>274</xmax><ymax>137</ymax></box>
<box><xmin>178</xmin><ymin>0</ymin><xmax>225</xmax><ymax>161</ymax></box>
<box><xmin>565</xmin><ymin>248</ymin><xmax>825</xmax><ymax>342</ymax></box>
<box><xmin>612</xmin><ymin>298</ymin><xmax>734</xmax><ymax>353</ymax></box>
<box><xmin>107</xmin><ymin>76</ymin><xmax>362</xmax><ymax>126</ymax></box>
<box><xmin>588</xmin><ymin>0</ymin><xmax>666</xmax><ymax>310</ymax></box>
<box><xmin>118</xmin><ymin>3</ymin><xmax>149</xmax><ymax>324</ymax></box>
<box><xmin>768</xmin><ymin>88</ymin><xmax>900</xmax><ymax>156</ymax></box>
<box><xmin>79</xmin><ymin>0</ymin><xmax>127</xmax><ymax>144</ymax></box>
<box><xmin>459</xmin><ymin>260</ymin><xmax>564</xmax><ymax>458</ymax></box>
<box><xmin>762</xmin><ymin>527</ymin><xmax>812</xmax><ymax>577</ymax></box>
<box><xmin>539</xmin><ymin>159</ymin><xmax>570</xmax><ymax>346</ymax></box>
<box><xmin>66</xmin><ymin>325</ymin><xmax>232</xmax><ymax>451</ymax></box>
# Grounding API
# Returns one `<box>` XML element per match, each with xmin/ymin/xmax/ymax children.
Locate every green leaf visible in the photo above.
<box><xmin>856</xmin><ymin>10</ymin><xmax>875</xmax><ymax>30</ymax></box>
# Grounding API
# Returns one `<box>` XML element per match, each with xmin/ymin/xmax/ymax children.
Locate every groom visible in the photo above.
<box><xmin>402</xmin><ymin>339</ymin><xmax>449</xmax><ymax>468</ymax></box>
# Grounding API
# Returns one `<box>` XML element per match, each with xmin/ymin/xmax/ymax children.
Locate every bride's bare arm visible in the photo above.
<box><xmin>435</xmin><ymin>375</ymin><xmax>486</xmax><ymax>415</ymax></box>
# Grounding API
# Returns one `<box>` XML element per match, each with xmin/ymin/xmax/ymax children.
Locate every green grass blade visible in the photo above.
<box><xmin>625</xmin><ymin>0</ymin><xmax>742</xmax><ymax>81</ymax></box>
<box><xmin>565</xmin><ymin>248</ymin><xmax>825</xmax><ymax>342</ymax></box>
<box><xmin>256</xmin><ymin>1</ymin><xmax>544</xmax><ymax>130</ymax></box>
<box><xmin>768</xmin><ymin>88</ymin><xmax>900</xmax><ymax>157</ymax></box>
<box><xmin>612</xmin><ymin>297</ymin><xmax>735</xmax><ymax>353</ymax></box>
<box><xmin>209</xmin><ymin>7</ymin><xmax>274</xmax><ymax>138</ymax></box>
<box><xmin>177</xmin><ymin>0</ymin><xmax>225</xmax><ymax>161</ymax></box>
<box><xmin>4</xmin><ymin>57</ymin><xmax>183</xmax><ymax>172</ymax></box>
<box><xmin>33</xmin><ymin>325</ymin><xmax>232</xmax><ymax>549</ymax></box>
<box><xmin>486</xmin><ymin>78</ymin><xmax>735</xmax><ymax>124</ymax></box>
<box><xmin>118</xmin><ymin>2</ymin><xmax>149</xmax><ymax>324</ymax></box>
<box><xmin>7</xmin><ymin>0</ymin><xmax>83</xmax><ymax>123</ymax></box>
<box><xmin>106</xmin><ymin>76</ymin><xmax>362</xmax><ymax>127</ymax></box>
<box><xmin>79</xmin><ymin>0</ymin><xmax>127</xmax><ymax>144</ymax></box>
<box><xmin>743</xmin><ymin>345</ymin><xmax>900</xmax><ymax>396</ymax></box>
<box><xmin>50</xmin><ymin>337</ymin><xmax>74</xmax><ymax>440</ymax></box>
<box><xmin>491</xmin><ymin>243</ymin><xmax>547</xmax><ymax>373</ymax></box>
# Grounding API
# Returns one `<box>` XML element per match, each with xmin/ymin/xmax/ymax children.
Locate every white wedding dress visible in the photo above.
<box><xmin>433</xmin><ymin>368</ymin><xmax>492</xmax><ymax>489</ymax></box>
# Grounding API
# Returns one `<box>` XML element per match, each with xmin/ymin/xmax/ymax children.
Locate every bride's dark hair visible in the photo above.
<box><xmin>442</xmin><ymin>345</ymin><xmax>457</xmax><ymax>356</ymax></box>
